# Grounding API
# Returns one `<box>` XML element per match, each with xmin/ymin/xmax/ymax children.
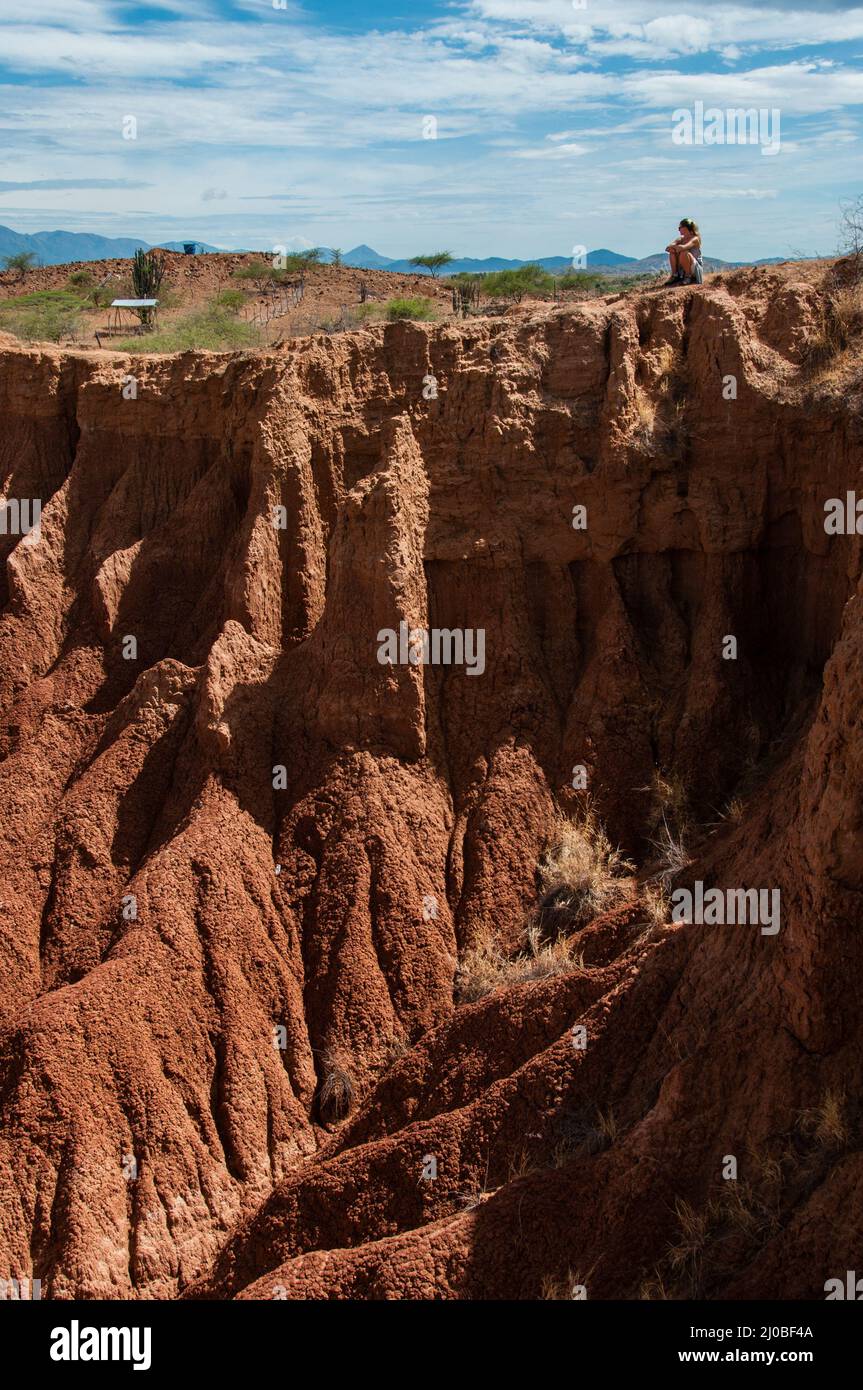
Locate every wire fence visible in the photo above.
<box><xmin>241</xmin><ymin>278</ymin><xmax>305</xmax><ymax>327</ymax></box>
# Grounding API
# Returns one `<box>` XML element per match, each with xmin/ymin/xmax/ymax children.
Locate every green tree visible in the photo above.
<box><xmin>409</xmin><ymin>252</ymin><xmax>454</xmax><ymax>278</ymax></box>
<box><xmin>330</xmin><ymin>248</ymin><xmax>343</xmax><ymax>267</ymax></box>
<box><xmin>2</xmin><ymin>251</ymin><xmax>37</xmax><ymax>281</ymax></box>
<box><xmin>483</xmin><ymin>263</ymin><xmax>553</xmax><ymax>302</ymax></box>
<box><xmin>232</xmin><ymin>260</ymin><xmax>276</xmax><ymax>289</ymax></box>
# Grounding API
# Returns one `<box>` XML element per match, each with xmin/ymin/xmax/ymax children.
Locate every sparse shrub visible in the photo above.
<box><xmin>85</xmin><ymin>285</ymin><xmax>114</xmax><ymax>309</ymax></box>
<box><xmin>711</xmin><ymin>1178</ymin><xmax>778</xmax><ymax>1243</ymax></box>
<box><xmin>828</xmin><ymin>285</ymin><xmax>863</xmax><ymax>343</ymax></box>
<box><xmin>0</xmin><ymin>289</ymin><xmax>82</xmax><ymax>343</ymax></box>
<box><xmin>385</xmin><ymin>297</ymin><xmax>435</xmax><ymax>321</ymax></box>
<box><xmin>285</xmin><ymin>248</ymin><xmax>322</xmax><ymax>272</ymax></box>
<box><xmin>483</xmin><ymin>263</ymin><xmax>553</xmax><ymax>302</ymax></box>
<box><xmin>555</xmin><ymin>269</ymin><xmax>653</xmax><ymax>298</ymax></box>
<box><xmin>232</xmin><ymin>260</ymin><xmax>271</xmax><ymax>280</ymax></box>
<box><xmin>231</xmin><ymin>260</ymin><xmax>277</xmax><ymax>289</ymax></box>
<box><xmin>113</xmin><ymin>305</ymin><xmax>262</xmax><ymax>353</ymax></box>
<box><xmin>319</xmin><ymin>1047</ymin><xmax>356</xmax><ymax>1123</ymax></box>
<box><xmin>556</xmin><ymin>269</ymin><xmax>608</xmax><ymax>295</ymax></box>
<box><xmin>316</xmin><ymin>307</ymin><xmax>364</xmax><ymax>334</ymax></box>
<box><xmin>67</xmin><ymin>269</ymin><xmax>93</xmax><ymax>288</ymax></box>
<box><xmin>596</xmin><ymin>1107</ymin><xmax>618</xmax><ymax>1146</ymax></box>
<box><xmin>454</xmin><ymin>806</ymin><xmax>630</xmax><ymax>1001</ymax></box>
<box><xmin>839</xmin><ymin>193</ymin><xmax>863</xmax><ymax>282</ymax></box>
<box><xmin>215</xmin><ymin>288</ymin><xmax>245</xmax><ymax>312</ymax></box>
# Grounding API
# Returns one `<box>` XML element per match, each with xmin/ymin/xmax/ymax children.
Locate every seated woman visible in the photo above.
<box><xmin>665</xmin><ymin>219</ymin><xmax>703</xmax><ymax>285</ymax></box>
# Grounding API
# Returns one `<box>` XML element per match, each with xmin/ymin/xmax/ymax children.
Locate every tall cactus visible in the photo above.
<box><xmin>130</xmin><ymin>249</ymin><xmax>165</xmax><ymax>324</ymax></box>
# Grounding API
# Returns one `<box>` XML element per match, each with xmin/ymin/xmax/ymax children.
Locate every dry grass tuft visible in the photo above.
<box><xmin>653</xmin><ymin>341</ymin><xmax>678</xmax><ymax>387</ymax></box>
<box><xmin>540</xmin><ymin>1266</ymin><xmax>594</xmax><ymax>1300</ymax></box>
<box><xmin>798</xmin><ymin>1089</ymin><xmax>847</xmax><ymax>1149</ymax></box>
<box><xmin>318</xmin><ymin>1047</ymin><xmax>356</xmax><ymax>1123</ymax></box>
<box><xmin>642</xmin><ymin>771</ymin><xmax>693</xmax><ymax>889</ymax></box>
<box><xmin>632</xmin><ymin>384</ymin><xmax>657</xmax><ymax>446</ymax></box>
<box><xmin>720</xmin><ymin>795</ymin><xmax>744</xmax><ymax>825</ymax></box>
<box><xmin>455</xmin><ymin>807</ymin><xmax>629</xmax><ymax>1001</ymax></box>
<box><xmin>535</xmin><ymin>807</ymin><xmax>633</xmax><ymax>938</ymax></box>
<box><xmin>638</xmin><ymin>1269</ymin><xmax>670</xmax><ymax>1300</ymax></box>
<box><xmin>455</xmin><ymin>930</ymin><xmax>584</xmax><ymax>1003</ymax></box>
<box><xmin>807</xmin><ymin>283</ymin><xmax>863</xmax><ymax>367</ymax></box>
<box><xmin>507</xmin><ymin>1146</ymin><xmax>541</xmax><ymax>1182</ymax></box>
<box><xmin>631</xmin><ymin>881</ymin><xmax>672</xmax><ymax>941</ymax></box>
<box><xmin>666</xmin><ymin>1198</ymin><xmax>710</xmax><ymax>1279</ymax></box>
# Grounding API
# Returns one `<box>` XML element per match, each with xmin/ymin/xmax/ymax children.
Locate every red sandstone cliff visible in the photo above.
<box><xmin>1</xmin><ymin>263</ymin><xmax>862</xmax><ymax>1300</ymax></box>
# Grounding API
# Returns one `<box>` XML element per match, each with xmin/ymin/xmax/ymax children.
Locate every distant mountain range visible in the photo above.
<box><xmin>0</xmin><ymin>224</ymin><xmax>794</xmax><ymax>274</ymax></box>
<box><xmin>337</xmin><ymin>247</ymin><xmax>792</xmax><ymax>277</ymax></box>
<box><xmin>337</xmin><ymin>244</ymin><xmax>646</xmax><ymax>275</ymax></box>
<box><xmin>0</xmin><ymin>225</ymin><xmax>220</xmax><ymax>264</ymax></box>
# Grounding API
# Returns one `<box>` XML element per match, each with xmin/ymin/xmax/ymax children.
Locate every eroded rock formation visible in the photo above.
<box><xmin>1</xmin><ymin>264</ymin><xmax>861</xmax><ymax>1299</ymax></box>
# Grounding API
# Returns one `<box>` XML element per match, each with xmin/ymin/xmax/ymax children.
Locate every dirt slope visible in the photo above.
<box><xmin>0</xmin><ymin>251</ymin><xmax>455</xmax><ymax>345</ymax></box>
<box><xmin>1</xmin><ymin>262</ymin><xmax>862</xmax><ymax>1300</ymax></box>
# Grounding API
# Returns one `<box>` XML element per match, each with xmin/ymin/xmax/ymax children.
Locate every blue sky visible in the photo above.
<box><xmin>0</xmin><ymin>0</ymin><xmax>861</xmax><ymax>259</ymax></box>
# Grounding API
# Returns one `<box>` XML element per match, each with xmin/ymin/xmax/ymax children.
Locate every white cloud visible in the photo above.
<box><xmin>0</xmin><ymin>0</ymin><xmax>860</xmax><ymax>263</ymax></box>
<box><xmin>514</xmin><ymin>140</ymin><xmax>590</xmax><ymax>156</ymax></box>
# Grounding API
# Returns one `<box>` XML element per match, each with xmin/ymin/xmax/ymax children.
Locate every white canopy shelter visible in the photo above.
<box><xmin>95</xmin><ymin>298</ymin><xmax>160</xmax><ymax>347</ymax></box>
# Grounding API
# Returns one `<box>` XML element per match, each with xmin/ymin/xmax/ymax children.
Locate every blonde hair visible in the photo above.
<box><xmin>679</xmin><ymin>218</ymin><xmax>700</xmax><ymax>236</ymax></box>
